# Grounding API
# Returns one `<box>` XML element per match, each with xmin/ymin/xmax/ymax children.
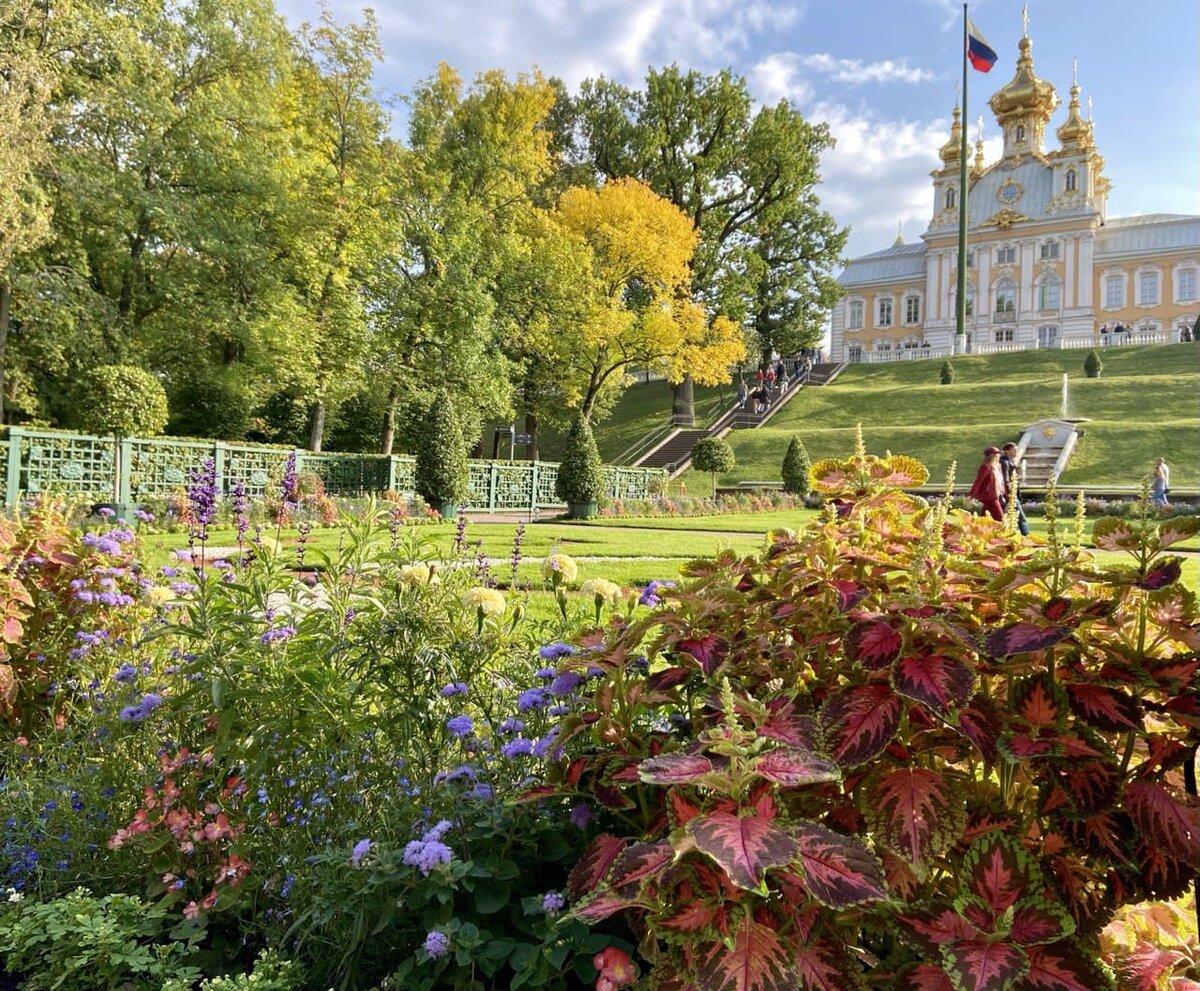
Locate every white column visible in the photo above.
<box><xmin>1065</xmin><ymin>237</ymin><xmax>1076</xmax><ymax>309</ymax></box>
<box><xmin>927</xmin><ymin>253</ymin><xmax>940</xmax><ymax>321</ymax></box>
<box><xmin>1019</xmin><ymin>241</ymin><xmax>1036</xmax><ymax>315</ymax></box>
<box><xmin>1078</xmin><ymin>235</ymin><xmax>1094</xmax><ymax>309</ymax></box>
<box><xmin>941</xmin><ymin>253</ymin><xmax>953</xmax><ymax>320</ymax></box>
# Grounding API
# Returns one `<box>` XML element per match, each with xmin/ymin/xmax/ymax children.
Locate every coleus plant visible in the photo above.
<box><xmin>534</xmin><ymin>439</ymin><xmax>1199</xmax><ymax>991</ymax></box>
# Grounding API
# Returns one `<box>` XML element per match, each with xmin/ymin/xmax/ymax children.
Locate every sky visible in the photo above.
<box><xmin>276</xmin><ymin>0</ymin><xmax>1200</xmax><ymax>262</ymax></box>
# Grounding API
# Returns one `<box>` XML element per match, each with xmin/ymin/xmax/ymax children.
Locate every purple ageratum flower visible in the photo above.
<box><xmin>403</xmin><ymin>839</ymin><xmax>453</xmax><ymax>875</ymax></box>
<box><xmin>542</xmin><ymin>891</ymin><xmax>566</xmax><ymax>915</ymax></box>
<box><xmin>261</xmin><ymin>626</ymin><xmax>297</xmax><ymax>645</ymax></box>
<box><xmin>424</xmin><ymin>930</ymin><xmax>451</xmax><ymax>959</ymax></box>
<box><xmin>422</xmin><ymin>819</ymin><xmax>453</xmax><ymax>842</ymax></box>
<box><xmin>498</xmin><ymin>717</ymin><xmax>525</xmax><ymax>735</ymax></box>
<box><xmin>433</xmin><ymin>764</ymin><xmax>477</xmax><ymax>786</ymax></box>
<box><xmin>446</xmin><ymin>715</ymin><xmax>474</xmax><ymax>738</ymax></box>
<box><xmin>531</xmin><ymin>726</ymin><xmax>561</xmax><ymax>760</ymax></box>
<box><xmin>350</xmin><ymin>838</ymin><xmax>372</xmax><ymax>867</ymax></box>
<box><xmin>281</xmin><ymin>452</ymin><xmax>299</xmax><ymax>506</ymax></box>
<box><xmin>538</xmin><ymin>642</ymin><xmax>577</xmax><ymax>661</ymax></box>
<box><xmin>516</xmin><ymin>687</ymin><xmax>549</xmax><ymax>712</ymax></box>
<box><xmin>439</xmin><ymin>682</ymin><xmax>468</xmax><ymax>697</ymax></box>
<box><xmin>187</xmin><ymin>458</ymin><xmax>219</xmax><ymax>532</ymax></box>
<box><xmin>639</xmin><ymin>580</ymin><xmax>677</xmax><ymax>608</ymax></box>
<box><xmin>113</xmin><ymin>664</ymin><xmax>137</xmax><ymax>684</ymax></box>
<box><xmin>133</xmin><ymin>509</ymin><xmax>155</xmax><ymax>522</ymax></box>
<box><xmin>98</xmin><ymin>507</ymin><xmax>115</xmax><ymax>519</ymax></box>
<box><xmin>549</xmin><ymin>671</ymin><xmax>585</xmax><ymax>697</ymax></box>
<box><xmin>500</xmin><ymin>738</ymin><xmax>533</xmax><ymax>758</ymax></box>
<box><xmin>534</xmin><ymin>667</ymin><xmax>556</xmax><ymax>680</ymax></box>
<box><xmin>569</xmin><ymin>804</ymin><xmax>593</xmax><ymax>830</ymax></box>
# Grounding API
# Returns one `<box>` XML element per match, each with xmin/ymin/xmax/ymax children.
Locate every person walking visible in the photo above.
<box><xmin>968</xmin><ymin>446</ymin><xmax>1006</xmax><ymax>522</ymax></box>
<box><xmin>736</xmin><ymin>379</ymin><xmax>748</xmax><ymax>409</ymax></box>
<box><xmin>1000</xmin><ymin>443</ymin><xmax>1030</xmax><ymax>535</ymax></box>
<box><xmin>1151</xmin><ymin>457</ymin><xmax>1170</xmax><ymax>507</ymax></box>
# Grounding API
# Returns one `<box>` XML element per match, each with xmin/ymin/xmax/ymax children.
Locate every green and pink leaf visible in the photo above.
<box><xmin>687</xmin><ymin>812</ymin><xmax>795</xmax><ymax>891</ymax></box>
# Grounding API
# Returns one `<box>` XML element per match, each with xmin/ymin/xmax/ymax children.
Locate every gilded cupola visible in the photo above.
<box><xmin>1055</xmin><ymin>74</ymin><xmax>1094</xmax><ymax>154</ymax></box>
<box><xmin>989</xmin><ymin>33</ymin><xmax>1058</xmax><ymax>159</ymax></box>
<box><xmin>937</xmin><ymin>104</ymin><xmax>964</xmax><ymax>171</ymax></box>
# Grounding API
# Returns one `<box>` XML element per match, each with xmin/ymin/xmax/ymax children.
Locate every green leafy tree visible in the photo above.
<box><xmin>781</xmin><ymin>436</ymin><xmax>812</xmax><ymax>496</ymax></box>
<box><xmin>79</xmin><ymin>365</ymin><xmax>169</xmax><ymax>438</ymax></box>
<box><xmin>940</xmin><ymin>360</ymin><xmax>955</xmax><ymax>385</ymax></box>
<box><xmin>691</xmin><ymin>436</ymin><xmax>736</xmax><ymax>496</ymax></box>
<box><xmin>1084</xmin><ymin>349</ymin><xmax>1103</xmax><ymax>378</ymax></box>
<box><xmin>415</xmin><ymin>392</ymin><xmax>468</xmax><ymax>510</ymax></box>
<box><xmin>555</xmin><ymin>414</ymin><xmax>605</xmax><ymax>510</ymax></box>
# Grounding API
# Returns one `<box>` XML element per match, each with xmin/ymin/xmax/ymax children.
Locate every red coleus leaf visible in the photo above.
<box><xmin>957</xmin><ymin>699</ymin><xmax>1002</xmax><ymax>764</ymax></box>
<box><xmin>1137</xmin><ymin>559</ymin><xmax>1181</xmax><ymax>590</ymax></box>
<box><xmin>686</xmin><ymin>812</ymin><xmax>795</xmax><ymax>891</ymax></box>
<box><xmin>942</xmin><ymin>939</ymin><xmax>1029</xmax><ymax>991</ymax></box>
<box><xmin>1115</xmin><ymin>942</ymin><xmax>1187</xmax><ymax>991</ymax></box>
<box><xmin>891</xmin><ymin>652</ymin><xmax>976</xmax><ymax>717</ymax></box>
<box><xmin>963</xmin><ymin>834</ymin><xmax>1033</xmax><ymax>920</ymax></box>
<box><xmin>845</xmin><ymin>619</ymin><xmax>902</xmax><ymax>669</ymax></box>
<box><xmin>790</xmin><ymin>820</ymin><xmax>888</xmax><ymax>907</ymax></box>
<box><xmin>655</xmin><ymin>897</ymin><xmax>723</xmax><ymax>934</ymax></box>
<box><xmin>760</xmin><ymin>700</ymin><xmax>819</xmax><ymax>749</ymax></box>
<box><xmin>1021</xmin><ymin>941</ymin><xmax>1116</xmax><ymax>990</ymax></box>
<box><xmin>819</xmin><ymin>683</ymin><xmax>902</xmax><ymax>767</ymax></box>
<box><xmin>646</xmin><ymin>666</ymin><xmax>692</xmax><ymax>692</ymax></box>
<box><xmin>639</xmin><ymin>753</ymin><xmax>717</xmax><ymax>785</ymax></box>
<box><xmin>1065</xmin><ymin>684</ymin><xmax>1143</xmax><ymax>732</ymax></box>
<box><xmin>750</xmin><ymin>748</ymin><xmax>841</xmax><ymax>788</ymax></box>
<box><xmin>568</xmin><ymin>834</ymin><xmax>625</xmax><ymax>902</ymax></box>
<box><xmin>895</xmin><ymin>964</ymin><xmax>956</xmax><ymax>991</ymax></box>
<box><xmin>696</xmin><ymin>913</ymin><xmax>798</xmax><ymax>991</ymax></box>
<box><xmin>898</xmin><ymin>907</ymin><xmax>976</xmax><ymax>952</ymax></box>
<box><xmin>608</xmin><ymin>841</ymin><xmax>675</xmax><ymax>897</ymax></box>
<box><xmin>678</xmin><ymin>635</ymin><xmax>724</xmax><ymax>676</ymax></box>
<box><xmin>1014</xmin><ymin>675</ymin><xmax>1068</xmax><ymax>731</ymax></box>
<box><xmin>867</xmin><ymin>767</ymin><xmax>966</xmax><ymax>868</ymax></box>
<box><xmin>986</xmin><ymin>622</ymin><xmax>1074</xmax><ymax>658</ymax></box>
<box><xmin>792</xmin><ymin>937</ymin><xmax>865</xmax><ymax>991</ymax></box>
<box><xmin>1009</xmin><ymin>900</ymin><xmax>1075</xmax><ymax>946</ymax></box>
<box><xmin>668</xmin><ymin>789</ymin><xmax>702</xmax><ymax>828</ymax></box>
<box><xmin>830</xmin><ymin>579</ymin><xmax>867</xmax><ymax>611</ymax></box>
<box><xmin>1043</xmin><ymin>598</ymin><xmax>1072</xmax><ymax>622</ymax></box>
<box><xmin>571</xmin><ymin>888</ymin><xmax>633</xmax><ymax>923</ymax></box>
<box><xmin>1125</xmin><ymin>781</ymin><xmax>1200</xmax><ymax>867</ymax></box>
<box><xmin>1043</xmin><ymin>760</ymin><xmax>1121</xmax><ymax>815</ymax></box>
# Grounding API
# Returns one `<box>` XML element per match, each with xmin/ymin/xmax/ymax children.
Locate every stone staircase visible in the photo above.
<box><xmin>1016</xmin><ymin>419</ymin><xmax>1086</xmax><ymax>491</ymax></box>
<box><xmin>635</xmin><ymin>428</ymin><xmax>710</xmax><ymax>473</ymax></box>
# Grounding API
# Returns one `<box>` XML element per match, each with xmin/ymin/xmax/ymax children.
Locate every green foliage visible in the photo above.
<box><xmin>0</xmin><ymin>888</ymin><xmax>201</xmax><ymax>990</ymax></box>
<box><xmin>780</xmin><ymin>436</ymin><xmax>811</xmax><ymax>495</ymax></box>
<box><xmin>940</xmin><ymin>359</ymin><xmax>955</xmax><ymax>384</ymax></box>
<box><xmin>691</xmin><ymin>436</ymin><xmax>736</xmax><ymax>495</ymax></box>
<box><xmin>78</xmin><ymin>365</ymin><xmax>169</xmax><ymax>438</ymax></box>
<box><xmin>415</xmin><ymin>392</ymin><xmax>469</xmax><ymax>507</ymax></box>
<box><xmin>542</xmin><ymin>448</ymin><xmax>1198</xmax><ymax>990</ymax></box>
<box><xmin>1085</xmin><ymin>348</ymin><xmax>1104</xmax><ymax>378</ymax></box>
<box><xmin>555</xmin><ymin>415</ymin><xmax>605</xmax><ymax>505</ymax></box>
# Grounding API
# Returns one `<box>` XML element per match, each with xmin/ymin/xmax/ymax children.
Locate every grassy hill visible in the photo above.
<box><xmin>680</xmin><ymin>344</ymin><xmax>1200</xmax><ymax>489</ymax></box>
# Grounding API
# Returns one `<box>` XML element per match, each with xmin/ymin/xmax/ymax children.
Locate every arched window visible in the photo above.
<box><xmin>995</xmin><ymin>277</ymin><xmax>1017</xmax><ymax>319</ymax></box>
<box><xmin>1015</xmin><ymin>124</ymin><xmax>1026</xmax><ymax>142</ymax></box>
<box><xmin>950</xmin><ymin>284</ymin><xmax>975</xmax><ymax>317</ymax></box>
<box><xmin>945</xmin><ymin>187</ymin><xmax>956</xmax><ymax>210</ymax></box>
<box><xmin>1065</xmin><ymin>169</ymin><xmax>1077</xmax><ymax>192</ymax></box>
<box><xmin>1038</xmin><ymin>274</ymin><xmax>1061</xmax><ymax>311</ymax></box>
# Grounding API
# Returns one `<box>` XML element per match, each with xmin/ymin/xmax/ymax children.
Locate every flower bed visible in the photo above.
<box><xmin>600</xmin><ymin>489</ymin><xmax>820</xmax><ymax>519</ymax></box>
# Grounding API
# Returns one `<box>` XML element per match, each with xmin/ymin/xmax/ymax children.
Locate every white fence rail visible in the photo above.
<box><xmin>847</xmin><ymin>329</ymin><xmax>1185</xmax><ymax>363</ymax></box>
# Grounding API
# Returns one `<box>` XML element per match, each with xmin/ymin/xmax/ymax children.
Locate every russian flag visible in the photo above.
<box><xmin>966</xmin><ymin>18</ymin><xmax>998</xmax><ymax>73</ymax></box>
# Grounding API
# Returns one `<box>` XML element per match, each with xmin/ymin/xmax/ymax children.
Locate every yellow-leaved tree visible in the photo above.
<box><xmin>540</xmin><ymin>178</ymin><xmax>745</xmax><ymax>419</ymax></box>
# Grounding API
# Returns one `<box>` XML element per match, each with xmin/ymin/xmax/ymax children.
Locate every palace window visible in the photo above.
<box><xmin>966</xmin><ymin>250</ymin><xmax>975</xmax><ymax>268</ymax></box>
<box><xmin>1038</xmin><ymin>274</ymin><xmax>1061</xmax><ymax>312</ymax></box>
<box><xmin>904</xmin><ymin>295</ymin><xmax>921</xmax><ymax>324</ymax></box>
<box><xmin>1065</xmin><ymin>169</ymin><xmax>1077</xmax><ymax>192</ymax></box>
<box><xmin>1136</xmin><ymin>320</ymin><xmax>1159</xmax><ymax>336</ymax></box>
<box><xmin>951</xmin><ymin>285</ymin><xmax>975</xmax><ymax>317</ymax></box>
<box><xmin>1015</xmin><ymin>124</ymin><xmax>1026</xmax><ymax>142</ymax></box>
<box><xmin>995</xmin><ymin>327</ymin><xmax>1015</xmax><ymax>343</ymax></box>
<box><xmin>1138</xmin><ymin>271</ymin><xmax>1160</xmax><ymax>306</ymax></box>
<box><xmin>945</xmin><ymin>187</ymin><xmax>956</xmax><ymax>210</ymax></box>
<box><xmin>1104</xmin><ymin>275</ymin><xmax>1125</xmax><ymax>309</ymax></box>
<box><xmin>874</xmin><ymin>339</ymin><xmax>893</xmax><ymax>352</ymax></box>
<box><xmin>1039</xmin><ymin>241</ymin><xmax>1060</xmax><ymax>260</ymax></box>
<box><xmin>877</xmin><ymin>297</ymin><xmax>893</xmax><ymax>327</ymax></box>
<box><xmin>902</xmin><ymin>337</ymin><xmax>921</xmax><ymax>350</ymax></box>
<box><xmin>996</xmin><ymin>245</ymin><xmax>1016</xmax><ymax>265</ymax></box>
<box><xmin>1175</xmin><ymin>267</ymin><xmax>1197</xmax><ymax>302</ymax></box>
<box><xmin>847</xmin><ymin>345</ymin><xmax>863</xmax><ymax>362</ymax></box>
<box><xmin>847</xmin><ymin>299</ymin><xmax>864</xmax><ymax>330</ymax></box>
<box><xmin>994</xmin><ymin>278</ymin><xmax>1017</xmax><ymax>319</ymax></box>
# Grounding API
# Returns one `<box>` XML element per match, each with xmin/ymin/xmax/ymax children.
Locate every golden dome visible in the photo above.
<box><xmin>1056</xmin><ymin>83</ymin><xmax>1093</xmax><ymax>151</ymax></box>
<box><xmin>938</xmin><ymin>105</ymin><xmax>963</xmax><ymax>165</ymax></box>
<box><xmin>988</xmin><ymin>36</ymin><xmax>1058</xmax><ymax>124</ymax></box>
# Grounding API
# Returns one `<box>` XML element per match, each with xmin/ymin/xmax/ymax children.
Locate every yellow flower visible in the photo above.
<box><xmin>579</xmin><ymin>578</ymin><xmax>622</xmax><ymax>605</ymax></box>
<box><xmin>399</xmin><ymin>563</ymin><xmax>440</xmax><ymax>586</ymax></box>
<box><xmin>461</xmin><ymin>586</ymin><xmax>506</xmax><ymax>617</ymax></box>
<box><xmin>542</xmin><ymin>553</ymin><xmax>579</xmax><ymax>584</ymax></box>
<box><xmin>144</xmin><ymin>586</ymin><xmax>175</xmax><ymax>606</ymax></box>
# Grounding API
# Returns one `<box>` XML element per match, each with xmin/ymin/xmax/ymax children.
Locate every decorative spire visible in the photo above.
<box><xmin>974</xmin><ymin>119</ymin><xmax>986</xmax><ymax>174</ymax></box>
<box><xmin>988</xmin><ymin>27</ymin><xmax>1059</xmax><ymax>156</ymax></box>
<box><xmin>894</xmin><ymin>222</ymin><xmax>904</xmax><ymax>246</ymax></box>
<box><xmin>1022</xmin><ymin>3</ymin><xmax>1029</xmax><ymax>38</ymax></box>
<box><xmin>1056</xmin><ymin>60</ymin><xmax>1094</xmax><ymax>153</ymax></box>
<box><xmin>938</xmin><ymin>103</ymin><xmax>963</xmax><ymax>166</ymax></box>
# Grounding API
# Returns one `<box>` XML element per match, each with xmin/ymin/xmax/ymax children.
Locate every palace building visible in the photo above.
<box><xmin>831</xmin><ymin>30</ymin><xmax>1200</xmax><ymax>362</ymax></box>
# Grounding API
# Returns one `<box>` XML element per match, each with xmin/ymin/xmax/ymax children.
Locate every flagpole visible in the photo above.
<box><xmin>956</xmin><ymin>2</ymin><xmax>970</xmax><ymax>351</ymax></box>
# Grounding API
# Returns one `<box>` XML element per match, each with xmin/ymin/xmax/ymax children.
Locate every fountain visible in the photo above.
<box><xmin>1060</xmin><ymin>373</ymin><xmax>1069</xmax><ymax>419</ymax></box>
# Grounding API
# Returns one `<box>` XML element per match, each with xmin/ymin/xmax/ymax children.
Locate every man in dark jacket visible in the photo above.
<box><xmin>1000</xmin><ymin>442</ymin><xmax>1030</xmax><ymax>536</ymax></box>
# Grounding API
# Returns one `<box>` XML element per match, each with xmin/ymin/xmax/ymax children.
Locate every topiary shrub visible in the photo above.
<box><xmin>555</xmin><ymin>414</ymin><xmax>605</xmax><ymax>516</ymax></box>
<box><xmin>691</xmin><ymin>436</ymin><xmax>736</xmax><ymax>496</ymax></box>
<box><xmin>781</xmin><ymin>436</ymin><xmax>812</xmax><ymax>496</ymax></box>
<box><xmin>940</xmin><ymin>359</ymin><xmax>955</xmax><ymax>385</ymax></box>
<box><xmin>78</xmin><ymin>364</ymin><xmax>169</xmax><ymax>438</ymax></box>
<box><xmin>415</xmin><ymin>391</ymin><xmax>468</xmax><ymax>513</ymax></box>
<box><xmin>1084</xmin><ymin>349</ymin><xmax>1103</xmax><ymax>378</ymax></box>
<box><xmin>541</xmin><ymin>449</ymin><xmax>1200</xmax><ymax>991</ymax></box>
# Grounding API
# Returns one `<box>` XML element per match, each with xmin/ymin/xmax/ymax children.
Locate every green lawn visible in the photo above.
<box><xmin>661</xmin><ymin>344</ymin><xmax>1200</xmax><ymax>489</ymax></box>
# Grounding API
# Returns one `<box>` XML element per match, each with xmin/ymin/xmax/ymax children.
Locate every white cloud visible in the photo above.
<box><xmin>799</xmin><ymin>53</ymin><xmax>935</xmax><ymax>85</ymax></box>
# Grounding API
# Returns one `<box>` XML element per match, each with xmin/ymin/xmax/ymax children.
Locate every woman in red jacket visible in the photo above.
<box><xmin>968</xmin><ymin>446</ymin><xmax>1005</xmax><ymax>521</ymax></box>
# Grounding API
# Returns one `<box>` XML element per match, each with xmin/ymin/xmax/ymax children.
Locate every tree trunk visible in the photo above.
<box><xmin>0</xmin><ymin>280</ymin><xmax>9</xmax><ymax>424</ymax></box>
<box><xmin>525</xmin><ymin>410</ymin><xmax>539</xmax><ymax>461</ymax></box>
<box><xmin>309</xmin><ymin>400</ymin><xmax>326</xmax><ymax>452</ymax></box>
<box><xmin>381</xmin><ymin>387</ymin><xmax>398</xmax><ymax>455</ymax></box>
<box><xmin>672</xmin><ymin>375</ymin><xmax>695</xmax><ymax>426</ymax></box>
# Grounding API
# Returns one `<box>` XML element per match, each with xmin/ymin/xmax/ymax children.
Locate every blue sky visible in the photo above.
<box><xmin>277</xmin><ymin>0</ymin><xmax>1199</xmax><ymax>260</ymax></box>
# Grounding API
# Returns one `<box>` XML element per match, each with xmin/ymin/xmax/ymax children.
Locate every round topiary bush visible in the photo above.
<box><xmin>79</xmin><ymin>365</ymin><xmax>169</xmax><ymax>438</ymax></box>
<box><xmin>415</xmin><ymin>391</ymin><xmax>468</xmax><ymax>515</ymax></box>
<box><xmin>691</xmin><ymin>436</ymin><xmax>736</xmax><ymax>496</ymax></box>
<box><xmin>1084</xmin><ymin>349</ymin><xmax>1103</xmax><ymax>378</ymax></box>
<box><xmin>555</xmin><ymin>414</ymin><xmax>605</xmax><ymax>517</ymax></box>
<box><xmin>781</xmin><ymin>436</ymin><xmax>812</xmax><ymax>496</ymax></box>
<box><xmin>940</xmin><ymin>359</ymin><xmax>955</xmax><ymax>385</ymax></box>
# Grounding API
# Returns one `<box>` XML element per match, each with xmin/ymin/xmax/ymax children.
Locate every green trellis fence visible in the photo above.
<box><xmin>0</xmin><ymin>427</ymin><xmax>665</xmax><ymax>513</ymax></box>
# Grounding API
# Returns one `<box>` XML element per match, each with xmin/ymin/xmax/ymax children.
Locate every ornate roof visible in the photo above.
<box><xmin>1096</xmin><ymin>215</ymin><xmax>1200</xmax><ymax>257</ymax></box>
<box><xmin>988</xmin><ymin>35</ymin><xmax>1058</xmax><ymax>125</ymax></box>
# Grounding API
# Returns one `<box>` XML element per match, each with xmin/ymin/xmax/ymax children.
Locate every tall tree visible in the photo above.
<box><xmin>562</xmin><ymin>67</ymin><xmax>845</xmax><ymax>421</ymax></box>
